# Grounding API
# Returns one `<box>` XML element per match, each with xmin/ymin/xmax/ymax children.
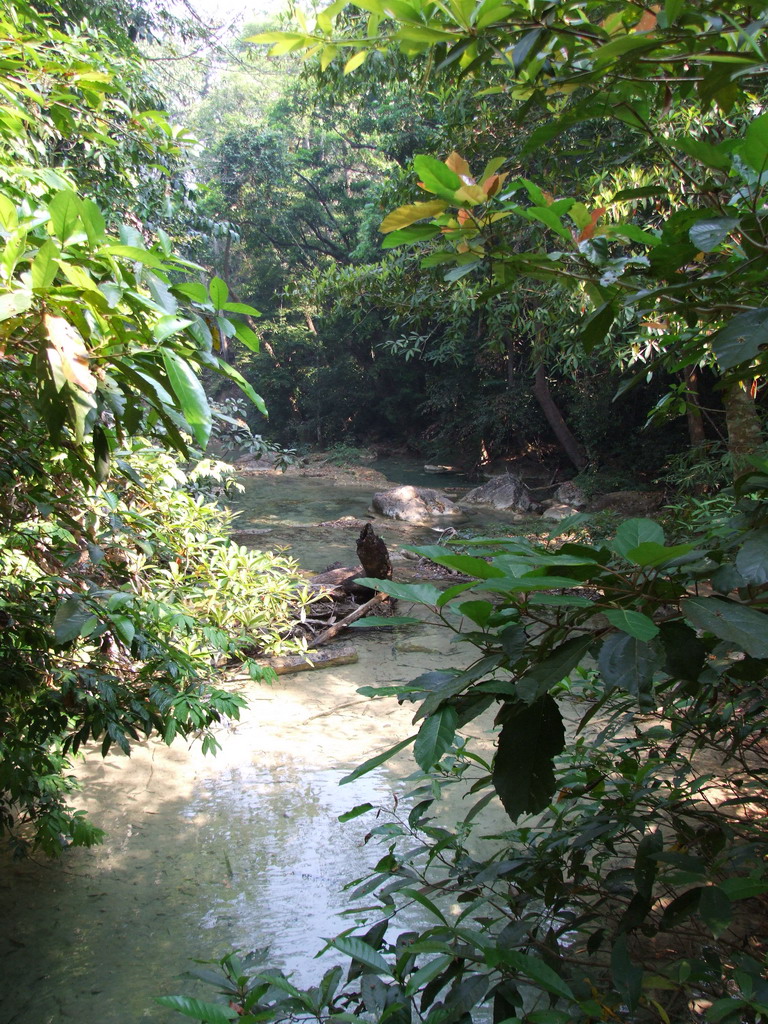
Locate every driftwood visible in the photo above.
<box><xmin>255</xmin><ymin>641</ymin><xmax>358</xmax><ymax>676</ymax></box>
<box><xmin>310</xmin><ymin>592</ymin><xmax>389</xmax><ymax>649</ymax></box>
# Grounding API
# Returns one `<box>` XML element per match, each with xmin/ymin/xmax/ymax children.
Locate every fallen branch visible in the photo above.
<box><xmin>310</xmin><ymin>591</ymin><xmax>389</xmax><ymax>648</ymax></box>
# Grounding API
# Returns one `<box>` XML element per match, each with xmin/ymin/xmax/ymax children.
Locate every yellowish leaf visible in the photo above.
<box><xmin>44</xmin><ymin>314</ymin><xmax>97</xmax><ymax>393</ymax></box>
<box><xmin>344</xmin><ymin>50</ymin><xmax>368</xmax><ymax>73</ymax></box>
<box><xmin>380</xmin><ymin>200</ymin><xmax>447</xmax><ymax>233</ymax></box>
<box><xmin>445</xmin><ymin>151</ymin><xmax>471</xmax><ymax>179</ymax></box>
<box><xmin>454</xmin><ymin>184</ymin><xmax>488</xmax><ymax>205</ymax></box>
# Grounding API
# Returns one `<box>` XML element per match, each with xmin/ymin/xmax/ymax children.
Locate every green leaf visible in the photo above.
<box><xmin>634</xmin><ymin>829</ymin><xmax>663</xmax><ymax>899</ymax></box>
<box><xmin>102</xmin><ymin>244</ymin><xmax>166</xmax><ymax>268</ymax></box>
<box><xmin>492</xmin><ymin>695</ymin><xmax>565</xmax><ymax>820</ymax></box>
<box><xmin>737</xmin><ymin>112</ymin><xmax>768</xmax><ymax>173</ymax></box>
<box><xmin>669</xmin><ymin>136</ymin><xmax>731</xmax><ymax>171</ymax></box>
<box><xmin>340</xmin><ymin>734</ymin><xmax>417</xmax><ymax>784</ymax></box>
<box><xmin>414</xmin><ymin>706</ymin><xmax>458</xmax><ymax>771</ymax></box>
<box><xmin>153</xmin><ymin>316</ymin><xmax>193</xmax><ymax>342</ymax></box>
<box><xmin>683</xmin><ymin>597</ymin><xmax>768</xmax><ymax>658</ymax></box>
<box><xmin>155</xmin><ymin>996</ymin><xmax>238</xmax><ymax>1022</ymax></box>
<box><xmin>699</xmin><ymin>886</ymin><xmax>732</xmax><ymax>937</ymax></box>
<box><xmin>162</xmin><ymin>350</ymin><xmax>212</xmax><ymax>447</ymax></box>
<box><xmin>331</xmin><ymin>936</ymin><xmax>393</xmax><ymax>975</ymax></box>
<box><xmin>486</xmin><ymin>948</ymin><xmax>574</xmax><ymax>1001</ymax></box>
<box><xmin>381</xmin><ymin>224</ymin><xmax>441</xmax><ymax>248</ymax></box>
<box><xmin>80</xmin><ymin>199</ymin><xmax>106</xmax><ymax>246</ymax></box>
<box><xmin>718</xmin><ymin>877</ymin><xmax>768</xmax><ymax>900</ymax></box>
<box><xmin>338</xmin><ymin>802</ymin><xmax>374</xmax><ymax>822</ymax></box>
<box><xmin>208</xmin><ymin>276</ymin><xmax>229</xmax><ymax>307</ymax></box>
<box><xmin>404</xmin><ymin>953</ymin><xmax>452</xmax><ymax>995</ymax></box>
<box><xmin>611</xmin><ymin>934</ymin><xmax>642</xmax><ymax>1010</ymax></box>
<box><xmin>735</xmin><ymin>530</ymin><xmax>768</xmax><ymax>585</ymax></box>
<box><xmin>598</xmin><ymin>634</ymin><xmax>659</xmax><ymax>701</ymax></box>
<box><xmin>580</xmin><ymin>301</ymin><xmax>616</xmax><ymax>353</ymax></box>
<box><xmin>515</xmin><ymin>633</ymin><xmax>595</xmax><ymax>703</ymax></box>
<box><xmin>604</xmin><ymin>609</ymin><xmax>659</xmax><ymax>641</ymax></box>
<box><xmin>221</xmin><ymin>301</ymin><xmax>261</xmax><ymax>315</ymax></box>
<box><xmin>354</xmin><ymin>578</ymin><xmax>443</xmax><ymax>605</ymax></box>
<box><xmin>689</xmin><ymin>217</ymin><xmax>738</xmax><ymax>252</ymax></box>
<box><xmin>710</xmin><ymin>309</ymin><xmax>768</xmax><ymax>371</ymax></box>
<box><xmin>31</xmin><ymin>240</ymin><xmax>60</xmax><ymax>290</ymax></box>
<box><xmin>48</xmin><ymin>188</ymin><xmax>81</xmax><ymax>243</ymax></box>
<box><xmin>211</xmin><ymin>359</ymin><xmax>268</xmax><ymax>416</ymax></box>
<box><xmin>412</xmin><ymin>154</ymin><xmax>462</xmax><ymax>198</ymax></box>
<box><xmin>612</xmin><ymin>518</ymin><xmax>665</xmax><ymax>559</ymax></box>
<box><xmin>174</xmin><ymin>281</ymin><xmax>210</xmax><ymax>304</ymax></box>
<box><xmin>232</xmin><ymin>321</ymin><xmax>261</xmax><ymax>352</ymax></box>
<box><xmin>53</xmin><ymin>598</ymin><xmax>91</xmax><ymax>644</ymax></box>
<box><xmin>457</xmin><ymin>600</ymin><xmax>494</xmax><ymax>627</ymax></box>
<box><xmin>623</xmin><ymin>540</ymin><xmax>696</xmax><ymax>567</ymax></box>
<box><xmin>659</xmin><ymin>887</ymin><xmax>703</xmax><ymax>930</ymax></box>
<box><xmin>0</xmin><ymin>290</ymin><xmax>33</xmax><ymax>321</ymax></box>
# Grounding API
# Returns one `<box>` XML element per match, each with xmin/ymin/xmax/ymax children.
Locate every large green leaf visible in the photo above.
<box><xmin>486</xmin><ymin>948</ymin><xmax>574</xmax><ymax>1000</ymax></box>
<box><xmin>211</xmin><ymin>359</ymin><xmax>268</xmax><ymax>416</ymax></box>
<box><xmin>354</xmin><ymin>578</ymin><xmax>443</xmax><ymax>605</ymax></box>
<box><xmin>414</xmin><ymin>706</ymin><xmax>458</xmax><ymax>771</ymax></box>
<box><xmin>161</xmin><ymin>350</ymin><xmax>212</xmax><ymax>447</ymax></box>
<box><xmin>710</xmin><ymin>309</ymin><xmax>768</xmax><ymax>370</ymax></box>
<box><xmin>683</xmin><ymin>597</ymin><xmax>768</xmax><ymax>657</ymax></box>
<box><xmin>48</xmin><ymin>188</ymin><xmax>81</xmax><ymax>243</ymax></box>
<box><xmin>612</xmin><ymin>518</ymin><xmax>664</xmax><ymax>559</ymax></box>
<box><xmin>604</xmin><ymin>609</ymin><xmax>659</xmax><ymax>641</ymax></box>
<box><xmin>492</xmin><ymin>695</ymin><xmax>565</xmax><ymax>820</ymax></box>
<box><xmin>208</xmin><ymin>276</ymin><xmax>229</xmax><ymax>307</ymax></box>
<box><xmin>598</xmin><ymin>634</ymin><xmax>659</xmax><ymax>701</ymax></box>
<box><xmin>735</xmin><ymin>530</ymin><xmax>768</xmax><ymax>584</ymax></box>
<box><xmin>155</xmin><ymin>996</ymin><xmax>238</xmax><ymax>1022</ymax></box>
<box><xmin>331</xmin><ymin>936</ymin><xmax>393</xmax><ymax>975</ymax></box>
<box><xmin>412</xmin><ymin>154</ymin><xmax>462</xmax><ymax>198</ymax></box>
<box><xmin>53</xmin><ymin>598</ymin><xmax>91</xmax><ymax>644</ymax></box>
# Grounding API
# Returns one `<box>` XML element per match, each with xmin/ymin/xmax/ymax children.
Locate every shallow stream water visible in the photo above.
<box><xmin>0</xmin><ymin>463</ymin><xmax>512</xmax><ymax>1024</ymax></box>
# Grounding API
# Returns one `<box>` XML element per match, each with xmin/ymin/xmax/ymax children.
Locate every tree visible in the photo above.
<box><xmin>0</xmin><ymin>0</ymin><xmax>311</xmax><ymax>855</ymax></box>
<box><xmin>254</xmin><ymin>0</ymin><xmax>768</xmax><ymax>476</ymax></box>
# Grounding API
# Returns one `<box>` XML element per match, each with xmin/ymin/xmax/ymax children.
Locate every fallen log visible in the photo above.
<box><xmin>254</xmin><ymin>641</ymin><xmax>358</xmax><ymax>676</ymax></box>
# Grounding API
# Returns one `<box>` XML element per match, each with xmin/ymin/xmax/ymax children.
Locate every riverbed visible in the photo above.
<box><xmin>0</xmin><ymin>465</ymin><xmax>512</xmax><ymax>1024</ymax></box>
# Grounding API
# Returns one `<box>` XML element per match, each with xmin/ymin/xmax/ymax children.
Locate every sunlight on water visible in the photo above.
<box><xmin>0</xmin><ymin>461</ymin><xmax>511</xmax><ymax>1024</ymax></box>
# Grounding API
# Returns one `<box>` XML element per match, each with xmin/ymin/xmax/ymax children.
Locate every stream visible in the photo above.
<box><xmin>0</xmin><ymin>462</ymin><xmax>511</xmax><ymax>1024</ymax></box>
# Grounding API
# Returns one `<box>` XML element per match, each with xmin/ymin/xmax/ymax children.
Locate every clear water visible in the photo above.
<box><xmin>0</xmin><ymin>460</ymin><xmax>508</xmax><ymax>1024</ymax></box>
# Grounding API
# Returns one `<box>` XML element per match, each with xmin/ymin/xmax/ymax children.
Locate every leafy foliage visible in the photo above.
<box><xmin>0</xmin><ymin>0</ymin><xmax>307</xmax><ymax>855</ymax></box>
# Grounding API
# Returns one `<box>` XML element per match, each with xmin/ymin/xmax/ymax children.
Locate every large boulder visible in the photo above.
<box><xmin>371</xmin><ymin>485</ymin><xmax>461</xmax><ymax>524</ymax></box>
<box><xmin>554</xmin><ymin>480</ymin><xmax>587</xmax><ymax>508</ymax></box>
<box><xmin>461</xmin><ymin>473</ymin><xmax>539</xmax><ymax>514</ymax></box>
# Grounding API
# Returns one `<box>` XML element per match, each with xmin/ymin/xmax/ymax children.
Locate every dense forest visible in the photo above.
<box><xmin>1</xmin><ymin>0</ymin><xmax>768</xmax><ymax>1021</ymax></box>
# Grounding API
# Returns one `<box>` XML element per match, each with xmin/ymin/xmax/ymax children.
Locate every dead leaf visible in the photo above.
<box><xmin>44</xmin><ymin>314</ymin><xmax>97</xmax><ymax>393</ymax></box>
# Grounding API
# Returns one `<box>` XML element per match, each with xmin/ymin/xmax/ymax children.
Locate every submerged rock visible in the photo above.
<box><xmin>461</xmin><ymin>473</ymin><xmax>540</xmax><ymax>514</ymax></box>
<box><xmin>371</xmin><ymin>485</ymin><xmax>462</xmax><ymax>524</ymax></box>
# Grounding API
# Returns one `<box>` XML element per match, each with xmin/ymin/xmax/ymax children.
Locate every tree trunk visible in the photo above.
<box><xmin>532</xmin><ymin>365</ymin><xmax>588</xmax><ymax>472</ymax></box>
<box><xmin>683</xmin><ymin>366</ymin><xmax>706</xmax><ymax>447</ymax></box>
<box><xmin>722</xmin><ymin>381</ymin><xmax>764</xmax><ymax>480</ymax></box>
